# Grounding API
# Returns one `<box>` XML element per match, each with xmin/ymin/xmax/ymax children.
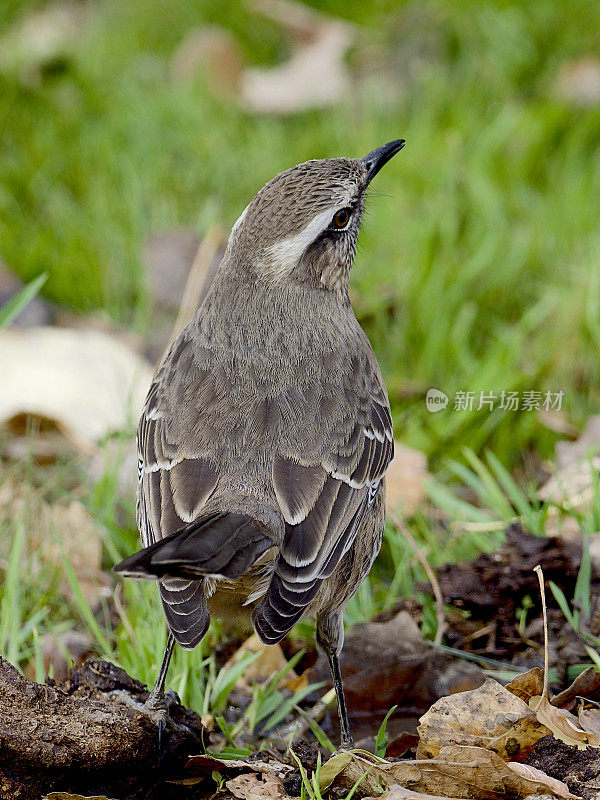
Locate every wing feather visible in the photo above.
<box><xmin>254</xmin><ymin>351</ymin><xmax>393</xmax><ymax>643</ymax></box>
<box><xmin>134</xmin><ymin>326</ymin><xmax>393</xmax><ymax>649</ymax></box>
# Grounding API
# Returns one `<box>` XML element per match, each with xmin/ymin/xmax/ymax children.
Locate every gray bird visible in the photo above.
<box><xmin>115</xmin><ymin>139</ymin><xmax>404</xmax><ymax>748</ymax></box>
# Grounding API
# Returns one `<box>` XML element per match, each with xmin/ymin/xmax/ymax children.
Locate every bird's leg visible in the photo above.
<box><xmin>316</xmin><ymin>612</ymin><xmax>354</xmax><ymax>750</ymax></box>
<box><xmin>327</xmin><ymin>651</ymin><xmax>354</xmax><ymax>750</ymax></box>
<box><xmin>145</xmin><ymin>631</ymin><xmax>176</xmax><ymax>710</ymax></box>
<box><xmin>144</xmin><ymin>631</ymin><xmax>177</xmax><ymax>747</ymax></box>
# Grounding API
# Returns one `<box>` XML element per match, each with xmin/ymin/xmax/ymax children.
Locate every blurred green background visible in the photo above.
<box><xmin>1</xmin><ymin>0</ymin><xmax>599</xmax><ymax>471</ymax></box>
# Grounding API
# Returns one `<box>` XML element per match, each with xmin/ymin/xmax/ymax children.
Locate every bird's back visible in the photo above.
<box><xmin>131</xmin><ymin>271</ymin><xmax>393</xmax><ymax>646</ymax></box>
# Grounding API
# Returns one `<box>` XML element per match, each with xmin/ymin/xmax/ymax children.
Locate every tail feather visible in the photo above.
<box><xmin>115</xmin><ymin>512</ymin><xmax>273</xmax><ymax>649</ymax></box>
<box><xmin>114</xmin><ymin>512</ymin><xmax>272</xmax><ymax>581</ymax></box>
<box><xmin>160</xmin><ymin>579</ymin><xmax>209</xmax><ymax>649</ymax></box>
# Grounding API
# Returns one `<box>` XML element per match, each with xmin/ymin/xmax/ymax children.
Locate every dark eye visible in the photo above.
<box><xmin>332</xmin><ymin>207</ymin><xmax>351</xmax><ymax>229</ymax></box>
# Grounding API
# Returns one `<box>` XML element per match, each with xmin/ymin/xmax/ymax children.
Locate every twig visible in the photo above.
<box><xmin>534</xmin><ymin>564</ymin><xmax>549</xmax><ymax>707</ymax></box>
<box><xmin>170</xmin><ymin>225</ymin><xmax>224</xmax><ymax>343</ymax></box>
<box><xmin>388</xmin><ymin>511</ymin><xmax>446</xmax><ymax>646</ymax></box>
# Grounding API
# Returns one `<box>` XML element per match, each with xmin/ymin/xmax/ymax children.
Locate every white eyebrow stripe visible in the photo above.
<box><xmin>265</xmin><ymin>204</ymin><xmax>346</xmax><ymax>276</ymax></box>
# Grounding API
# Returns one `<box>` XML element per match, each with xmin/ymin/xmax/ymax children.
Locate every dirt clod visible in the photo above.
<box><xmin>527</xmin><ymin>735</ymin><xmax>600</xmax><ymax>799</ymax></box>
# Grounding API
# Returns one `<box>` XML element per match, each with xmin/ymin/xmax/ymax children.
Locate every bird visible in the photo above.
<box><xmin>115</xmin><ymin>139</ymin><xmax>404</xmax><ymax>749</ymax></box>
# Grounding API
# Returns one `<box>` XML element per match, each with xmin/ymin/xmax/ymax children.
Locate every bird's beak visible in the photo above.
<box><xmin>361</xmin><ymin>139</ymin><xmax>405</xmax><ymax>184</ymax></box>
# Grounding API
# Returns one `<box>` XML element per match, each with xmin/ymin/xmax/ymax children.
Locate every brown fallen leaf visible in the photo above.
<box><xmin>530</xmin><ymin>565</ymin><xmax>600</xmax><ymax>750</ymax></box>
<box><xmin>530</xmin><ymin>694</ymin><xmax>600</xmax><ymax>750</ymax></box>
<box><xmin>226</xmin><ymin>771</ymin><xmax>292</xmax><ymax>799</ymax></box>
<box><xmin>225</xmin><ymin>633</ymin><xmax>297</xmax><ymax>690</ymax></box>
<box><xmin>186</xmin><ymin>754</ymin><xmax>293</xmax><ymax>779</ymax></box>
<box><xmin>385</xmin><ymin>443</ymin><xmax>429</xmax><ymax>516</ymax></box>
<box><xmin>506</xmin><ymin>667</ymin><xmax>545</xmax><ymax>703</ymax></box>
<box><xmin>386</xmin><ymin>732</ymin><xmax>421</xmax><ymax>758</ymax></box>
<box><xmin>417</xmin><ymin>677</ymin><xmax>550</xmax><ymax>761</ymax></box>
<box><xmin>578</xmin><ymin>708</ymin><xmax>600</xmax><ymax>738</ymax></box>
<box><xmin>365</xmin><ymin>787</ymin><xmax>462</xmax><ymax>800</ymax></box>
<box><xmin>552</xmin><ymin>667</ymin><xmax>600</xmax><ymax>709</ymax></box>
<box><xmin>310</xmin><ymin>610</ymin><xmax>484</xmax><ymax>714</ymax></box>
<box><xmin>336</xmin><ymin>746</ymin><xmax>576</xmax><ymax>799</ymax></box>
<box><xmin>506</xmin><ymin>668</ymin><xmax>600</xmax><ymax>749</ymax></box>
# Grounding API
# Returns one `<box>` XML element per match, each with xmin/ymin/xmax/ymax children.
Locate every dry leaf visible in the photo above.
<box><xmin>337</xmin><ymin>746</ymin><xmax>576</xmax><ymax>799</ymax></box>
<box><xmin>0</xmin><ymin>327</ymin><xmax>152</xmax><ymax>450</ymax></box>
<box><xmin>530</xmin><ymin>694</ymin><xmax>600</xmax><ymax>749</ymax></box>
<box><xmin>242</xmin><ymin>0</ymin><xmax>353</xmax><ymax>113</ymax></box>
<box><xmin>200</xmin><ymin>713</ymin><xmax>215</xmax><ymax>731</ymax></box>
<box><xmin>310</xmin><ymin>610</ymin><xmax>483</xmax><ymax>713</ymax></box>
<box><xmin>225</xmin><ymin>633</ymin><xmax>297</xmax><ymax>690</ymax></box>
<box><xmin>366</xmin><ymin>787</ymin><xmax>462</xmax><ymax>800</ymax></box>
<box><xmin>506</xmin><ymin>761</ymin><xmax>579</xmax><ymax>798</ymax></box>
<box><xmin>506</xmin><ymin>668</ymin><xmax>545</xmax><ymax>703</ymax></box>
<box><xmin>343</xmin><ymin>745</ymin><xmax>573</xmax><ymax>800</ymax></box>
<box><xmin>578</xmin><ymin>708</ymin><xmax>600</xmax><ymax>738</ymax></box>
<box><xmin>186</xmin><ymin>754</ymin><xmax>292</xmax><ymax>777</ymax></box>
<box><xmin>284</xmin><ymin>667</ymin><xmax>309</xmax><ymax>693</ymax></box>
<box><xmin>385</xmin><ymin>443</ymin><xmax>429</xmax><ymax>516</ymax></box>
<box><xmin>552</xmin><ymin>667</ymin><xmax>600</xmax><ymax>708</ymax></box>
<box><xmin>226</xmin><ymin>771</ymin><xmax>290</xmax><ymax>799</ymax></box>
<box><xmin>417</xmin><ymin>677</ymin><xmax>550</xmax><ymax>761</ymax></box>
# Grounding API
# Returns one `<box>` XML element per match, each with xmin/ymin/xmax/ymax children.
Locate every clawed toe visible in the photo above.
<box><xmin>111</xmin><ymin>687</ymin><xmax>187</xmax><ymax>752</ymax></box>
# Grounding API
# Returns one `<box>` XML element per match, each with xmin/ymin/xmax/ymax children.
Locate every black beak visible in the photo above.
<box><xmin>361</xmin><ymin>139</ymin><xmax>405</xmax><ymax>184</ymax></box>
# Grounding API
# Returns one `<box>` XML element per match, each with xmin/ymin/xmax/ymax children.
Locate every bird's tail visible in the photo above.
<box><xmin>114</xmin><ymin>512</ymin><xmax>273</xmax><ymax>581</ymax></box>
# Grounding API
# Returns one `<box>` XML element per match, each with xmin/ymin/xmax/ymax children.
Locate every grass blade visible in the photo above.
<box><xmin>0</xmin><ymin>273</ymin><xmax>47</xmax><ymax>329</ymax></box>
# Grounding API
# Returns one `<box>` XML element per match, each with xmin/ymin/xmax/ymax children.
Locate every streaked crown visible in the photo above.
<box><xmin>227</xmin><ymin>141</ymin><xmax>404</xmax><ymax>291</ymax></box>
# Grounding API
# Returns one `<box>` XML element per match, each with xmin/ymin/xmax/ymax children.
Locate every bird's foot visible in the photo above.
<box><xmin>144</xmin><ymin>688</ymin><xmax>183</xmax><ymax>749</ymax></box>
<box><xmin>111</xmin><ymin>687</ymin><xmax>188</xmax><ymax>751</ymax></box>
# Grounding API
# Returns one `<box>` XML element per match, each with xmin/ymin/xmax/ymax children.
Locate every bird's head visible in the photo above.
<box><xmin>227</xmin><ymin>140</ymin><xmax>405</xmax><ymax>292</ymax></box>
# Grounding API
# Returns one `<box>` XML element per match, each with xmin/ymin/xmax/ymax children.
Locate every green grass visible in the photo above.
<box><xmin>1</xmin><ymin>0</ymin><xmax>599</xmax><ymax>466</ymax></box>
<box><xmin>1</xmin><ymin>0</ymin><xmax>600</xmax><ymax>753</ymax></box>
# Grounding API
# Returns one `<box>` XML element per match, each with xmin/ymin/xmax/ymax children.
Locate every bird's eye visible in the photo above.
<box><xmin>332</xmin><ymin>208</ymin><xmax>351</xmax><ymax>229</ymax></box>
